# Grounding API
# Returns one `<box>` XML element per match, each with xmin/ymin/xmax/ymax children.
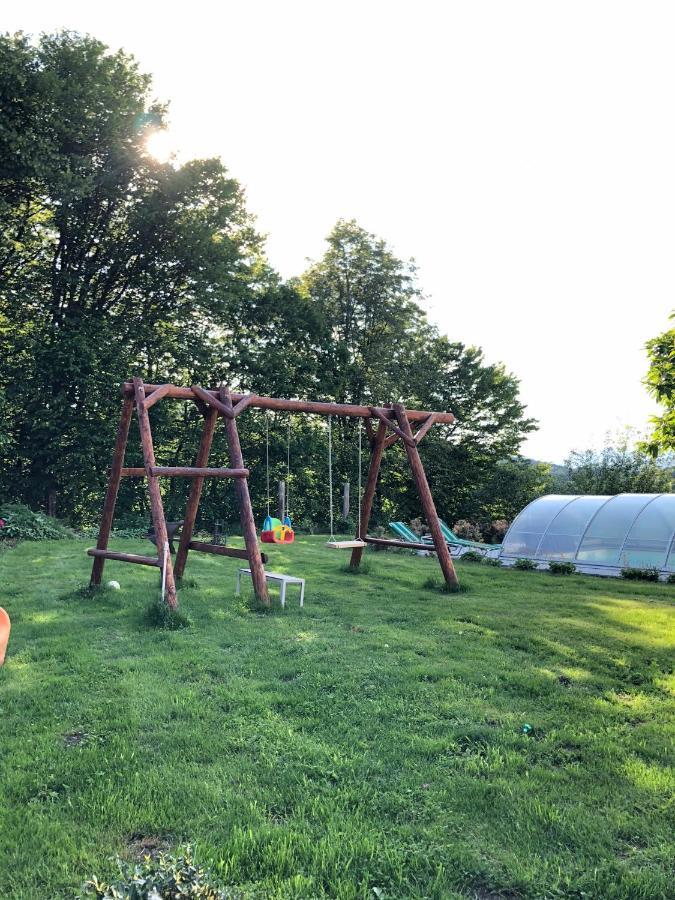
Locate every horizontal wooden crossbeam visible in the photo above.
<box><xmin>119</xmin><ymin>467</ymin><xmax>248</xmax><ymax>478</ymax></box>
<box><xmin>87</xmin><ymin>548</ymin><xmax>161</xmax><ymax>567</ymax></box>
<box><xmin>124</xmin><ymin>383</ymin><xmax>456</xmax><ymax>424</ymax></box>
<box><xmin>188</xmin><ymin>541</ymin><xmax>268</xmax><ymax>564</ymax></box>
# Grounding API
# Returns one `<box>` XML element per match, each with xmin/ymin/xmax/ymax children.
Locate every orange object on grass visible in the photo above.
<box><xmin>0</xmin><ymin>607</ymin><xmax>10</xmax><ymax>667</ymax></box>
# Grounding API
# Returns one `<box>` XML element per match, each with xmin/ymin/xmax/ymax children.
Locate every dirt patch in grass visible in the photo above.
<box><xmin>125</xmin><ymin>833</ymin><xmax>172</xmax><ymax>860</ymax></box>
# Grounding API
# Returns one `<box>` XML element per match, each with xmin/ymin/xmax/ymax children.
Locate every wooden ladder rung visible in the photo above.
<box><xmin>188</xmin><ymin>541</ymin><xmax>268</xmax><ymax>564</ymax></box>
<box><xmin>87</xmin><ymin>548</ymin><xmax>161</xmax><ymax>567</ymax></box>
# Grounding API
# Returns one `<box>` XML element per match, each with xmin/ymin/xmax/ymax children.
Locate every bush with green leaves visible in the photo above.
<box><xmin>452</xmin><ymin>519</ymin><xmax>484</xmax><ymax>542</ymax></box>
<box><xmin>482</xmin><ymin>557</ymin><xmax>502</xmax><ymax>567</ymax></box>
<box><xmin>620</xmin><ymin>566</ymin><xmax>660</xmax><ymax>582</ymax></box>
<box><xmin>81</xmin><ymin>847</ymin><xmax>233</xmax><ymax>899</ymax></box>
<box><xmin>0</xmin><ymin>503</ymin><xmax>74</xmax><ymax>541</ymax></box>
<box><xmin>460</xmin><ymin>550</ymin><xmax>484</xmax><ymax>563</ymax></box>
<box><xmin>514</xmin><ymin>557</ymin><xmax>537</xmax><ymax>571</ymax></box>
<box><xmin>668</xmin><ymin>573</ymin><xmax>675</xmax><ymax>584</ymax></box>
<box><xmin>548</xmin><ymin>561</ymin><xmax>576</xmax><ymax>575</ymax></box>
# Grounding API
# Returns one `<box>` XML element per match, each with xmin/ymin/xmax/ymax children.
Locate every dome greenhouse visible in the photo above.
<box><xmin>499</xmin><ymin>494</ymin><xmax>675</xmax><ymax>576</ymax></box>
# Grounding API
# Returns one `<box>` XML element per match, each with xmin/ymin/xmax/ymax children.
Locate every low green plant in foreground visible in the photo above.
<box><xmin>514</xmin><ymin>556</ymin><xmax>537</xmax><ymax>570</ymax></box>
<box><xmin>621</xmin><ymin>566</ymin><xmax>661</xmax><ymax>582</ymax></box>
<box><xmin>0</xmin><ymin>536</ymin><xmax>673</xmax><ymax>899</ymax></box>
<box><xmin>81</xmin><ymin>846</ymin><xmax>230</xmax><ymax>899</ymax></box>
<box><xmin>548</xmin><ymin>561</ymin><xmax>577</xmax><ymax>575</ymax></box>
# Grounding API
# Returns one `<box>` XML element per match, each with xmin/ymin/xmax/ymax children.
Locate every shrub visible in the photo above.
<box><xmin>81</xmin><ymin>846</ymin><xmax>230</xmax><ymax>899</ymax></box>
<box><xmin>514</xmin><ymin>557</ymin><xmax>537</xmax><ymax>570</ymax></box>
<box><xmin>668</xmin><ymin>573</ymin><xmax>675</xmax><ymax>584</ymax></box>
<box><xmin>452</xmin><ymin>519</ymin><xmax>484</xmax><ymax>542</ymax></box>
<box><xmin>370</xmin><ymin>524</ymin><xmax>388</xmax><ymax>551</ymax></box>
<box><xmin>483</xmin><ymin>557</ymin><xmax>502</xmax><ymax>567</ymax></box>
<box><xmin>409</xmin><ymin>517</ymin><xmax>429</xmax><ymax>537</ymax></box>
<box><xmin>460</xmin><ymin>550</ymin><xmax>484</xmax><ymax>563</ymax></box>
<box><xmin>0</xmin><ymin>503</ymin><xmax>74</xmax><ymax>541</ymax></box>
<box><xmin>620</xmin><ymin>567</ymin><xmax>660</xmax><ymax>582</ymax></box>
<box><xmin>144</xmin><ymin>598</ymin><xmax>191</xmax><ymax>630</ymax></box>
<box><xmin>549</xmin><ymin>561</ymin><xmax>576</xmax><ymax>575</ymax></box>
<box><xmin>481</xmin><ymin>519</ymin><xmax>509</xmax><ymax>544</ymax></box>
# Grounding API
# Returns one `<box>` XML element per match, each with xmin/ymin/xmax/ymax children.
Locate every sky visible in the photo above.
<box><xmin>5</xmin><ymin>2</ymin><xmax>674</xmax><ymax>463</ymax></box>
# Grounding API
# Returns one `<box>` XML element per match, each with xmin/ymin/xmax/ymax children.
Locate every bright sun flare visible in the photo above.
<box><xmin>144</xmin><ymin>129</ymin><xmax>175</xmax><ymax>163</ymax></box>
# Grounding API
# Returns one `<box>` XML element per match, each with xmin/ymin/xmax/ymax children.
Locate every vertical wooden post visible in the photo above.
<box><xmin>91</xmin><ymin>395</ymin><xmax>134</xmax><ymax>586</ymax></box>
<box><xmin>174</xmin><ymin>406</ymin><xmax>219</xmax><ymax>579</ymax></box>
<box><xmin>133</xmin><ymin>377</ymin><xmax>179</xmax><ymax>609</ymax></box>
<box><xmin>220</xmin><ymin>386</ymin><xmax>270</xmax><ymax>605</ymax></box>
<box><xmin>350</xmin><ymin>419</ymin><xmax>387</xmax><ymax>568</ymax></box>
<box><xmin>393</xmin><ymin>403</ymin><xmax>459</xmax><ymax>590</ymax></box>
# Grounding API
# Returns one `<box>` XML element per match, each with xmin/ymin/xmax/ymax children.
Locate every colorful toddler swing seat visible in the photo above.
<box><xmin>261</xmin><ymin>515</ymin><xmax>295</xmax><ymax>544</ymax></box>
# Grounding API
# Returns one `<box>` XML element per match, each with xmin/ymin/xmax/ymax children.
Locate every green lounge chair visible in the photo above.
<box><xmin>438</xmin><ymin>520</ymin><xmax>501</xmax><ymax>552</ymax></box>
<box><xmin>389</xmin><ymin>521</ymin><xmax>433</xmax><ymax>544</ymax></box>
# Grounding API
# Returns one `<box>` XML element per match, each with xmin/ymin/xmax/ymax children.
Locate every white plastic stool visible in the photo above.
<box><xmin>236</xmin><ymin>568</ymin><xmax>305</xmax><ymax>608</ymax></box>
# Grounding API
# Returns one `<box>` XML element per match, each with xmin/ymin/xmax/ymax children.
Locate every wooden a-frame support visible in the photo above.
<box><xmin>349</xmin><ymin>407</ymin><xmax>459</xmax><ymax>589</ymax></box>
<box><xmin>89</xmin><ymin>382</ymin><xmax>459</xmax><ymax>608</ymax></box>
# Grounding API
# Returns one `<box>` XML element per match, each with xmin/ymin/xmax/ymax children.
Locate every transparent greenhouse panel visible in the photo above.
<box><xmin>576</xmin><ymin>494</ymin><xmax>658</xmax><ymax>566</ymax></box>
<box><xmin>537</xmin><ymin>496</ymin><xmax>607</xmax><ymax>559</ymax></box>
<box><xmin>620</xmin><ymin>495</ymin><xmax>675</xmax><ymax>570</ymax></box>
<box><xmin>501</xmin><ymin>496</ymin><xmax>575</xmax><ymax>557</ymax></box>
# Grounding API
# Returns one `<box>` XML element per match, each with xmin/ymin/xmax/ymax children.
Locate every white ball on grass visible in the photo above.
<box><xmin>106</xmin><ymin>580</ymin><xmax>121</xmax><ymax>590</ymax></box>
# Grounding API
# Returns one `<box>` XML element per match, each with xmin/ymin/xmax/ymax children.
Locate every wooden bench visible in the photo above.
<box><xmin>236</xmin><ymin>568</ymin><xmax>305</xmax><ymax>608</ymax></box>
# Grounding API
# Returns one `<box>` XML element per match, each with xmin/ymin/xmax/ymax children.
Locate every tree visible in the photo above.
<box><xmin>643</xmin><ymin>313</ymin><xmax>675</xmax><ymax>455</ymax></box>
<box><xmin>0</xmin><ymin>32</ymin><xmax>261</xmax><ymax>522</ymax></box>
<box><xmin>558</xmin><ymin>435</ymin><xmax>672</xmax><ymax>495</ymax></box>
<box><xmin>298</xmin><ymin>221</ymin><xmax>538</xmax><ymax>527</ymax></box>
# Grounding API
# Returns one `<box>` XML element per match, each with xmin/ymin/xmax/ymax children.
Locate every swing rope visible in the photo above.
<box><xmin>328</xmin><ymin>415</ymin><xmax>334</xmax><ymax>540</ymax></box>
<box><xmin>286</xmin><ymin>417</ymin><xmax>291</xmax><ymax>521</ymax></box>
<box><xmin>265</xmin><ymin>412</ymin><xmax>270</xmax><ymax>519</ymax></box>
<box><xmin>357</xmin><ymin>420</ymin><xmax>362</xmax><ymax>539</ymax></box>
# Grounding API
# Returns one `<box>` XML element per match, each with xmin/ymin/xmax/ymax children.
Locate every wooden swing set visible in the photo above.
<box><xmin>88</xmin><ymin>378</ymin><xmax>459</xmax><ymax>607</ymax></box>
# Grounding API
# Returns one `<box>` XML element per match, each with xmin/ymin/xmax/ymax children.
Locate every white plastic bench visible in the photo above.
<box><xmin>236</xmin><ymin>568</ymin><xmax>305</xmax><ymax>608</ymax></box>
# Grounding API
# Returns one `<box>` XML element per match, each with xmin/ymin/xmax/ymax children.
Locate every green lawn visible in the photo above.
<box><xmin>0</xmin><ymin>537</ymin><xmax>674</xmax><ymax>899</ymax></box>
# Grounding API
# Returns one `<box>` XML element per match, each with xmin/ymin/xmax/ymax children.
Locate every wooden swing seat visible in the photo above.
<box><xmin>326</xmin><ymin>539</ymin><xmax>366</xmax><ymax>549</ymax></box>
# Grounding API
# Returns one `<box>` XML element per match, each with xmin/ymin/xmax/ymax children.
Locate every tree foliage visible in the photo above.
<box><xmin>557</xmin><ymin>436</ymin><xmax>672</xmax><ymax>496</ymax></box>
<box><xmin>0</xmin><ymin>32</ymin><xmax>539</xmax><ymax>531</ymax></box>
<box><xmin>643</xmin><ymin>314</ymin><xmax>675</xmax><ymax>455</ymax></box>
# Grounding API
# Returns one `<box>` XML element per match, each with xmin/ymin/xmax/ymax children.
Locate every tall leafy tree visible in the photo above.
<box><xmin>643</xmin><ymin>313</ymin><xmax>675</xmax><ymax>455</ymax></box>
<box><xmin>0</xmin><ymin>31</ymin><xmax>261</xmax><ymax>521</ymax></box>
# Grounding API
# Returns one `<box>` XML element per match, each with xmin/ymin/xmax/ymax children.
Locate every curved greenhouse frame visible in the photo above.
<box><xmin>499</xmin><ymin>494</ymin><xmax>675</xmax><ymax>575</ymax></box>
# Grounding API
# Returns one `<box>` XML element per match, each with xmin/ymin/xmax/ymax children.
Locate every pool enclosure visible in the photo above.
<box><xmin>499</xmin><ymin>494</ymin><xmax>675</xmax><ymax>576</ymax></box>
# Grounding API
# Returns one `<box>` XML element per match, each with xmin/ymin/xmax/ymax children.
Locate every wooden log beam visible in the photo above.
<box><xmin>174</xmin><ymin>406</ymin><xmax>219</xmax><ymax>579</ymax></box>
<box><xmin>393</xmin><ymin>403</ymin><xmax>459</xmax><ymax>591</ymax></box>
<box><xmin>413</xmin><ymin>413</ymin><xmax>438</xmax><ymax>445</ymax></box>
<box><xmin>134</xmin><ymin>378</ymin><xmax>179</xmax><ymax>608</ymax></box>
<box><xmin>149</xmin><ymin>466</ymin><xmax>249</xmax><ymax>478</ymax></box>
<box><xmin>363</xmin><ymin>536</ymin><xmax>434</xmax><ymax>552</ymax></box>
<box><xmin>143</xmin><ymin>383</ymin><xmax>173</xmax><ymax>410</ymax></box>
<box><xmin>220</xmin><ymin>386</ymin><xmax>270</xmax><ymax>604</ymax></box>
<box><xmin>350</xmin><ymin>419</ymin><xmax>388</xmax><ymax>569</ymax></box>
<box><xmin>369</xmin><ymin>407</ymin><xmax>416</xmax><ymax>447</ymax></box>
<box><xmin>87</xmin><ymin>548</ymin><xmax>161</xmax><ymax>567</ymax></box>
<box><xmin>231</xmin><ymin>394</ymin><xmax>257</xmax><ymax>417</ymax></box>
<box><xmin>122</xmin><ymin>383</ymin><xmax>456</xmax><ymax>424</ymax></box>
<box><xmin>191</xmin><ymin>384</ymin><xmax>234</xmax><ymax>418</ymax></box>
<box><xmin>188</xmin><ymin>541</ymin><xmax>268</xmax><ymax>564</ymax></box>
<box><xmin>90</xmin><ymin>395</ymin><xmax>134</xmax><ymax>586</ymax></box>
